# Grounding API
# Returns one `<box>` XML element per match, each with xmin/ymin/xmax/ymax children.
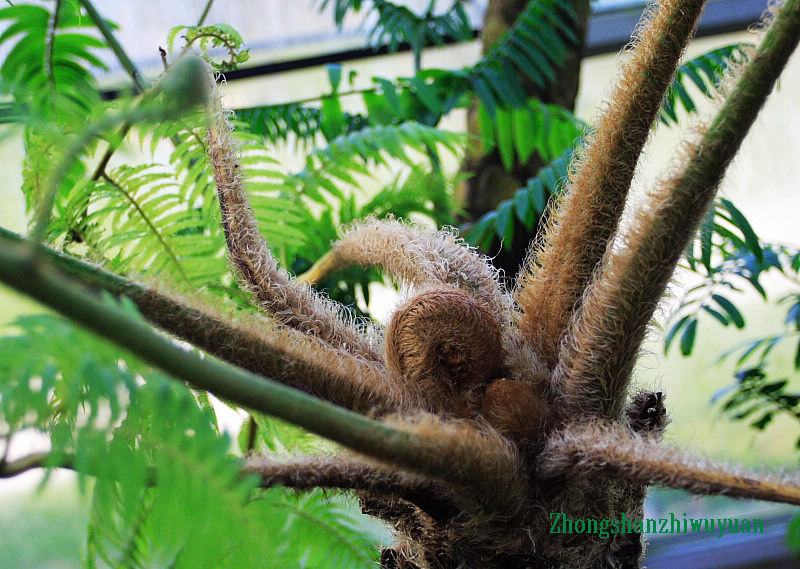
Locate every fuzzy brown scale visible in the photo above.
<box><xmin>201</xmin><ymin>0</ymin><xmax>800</xmax><ymax>567</ymax></box>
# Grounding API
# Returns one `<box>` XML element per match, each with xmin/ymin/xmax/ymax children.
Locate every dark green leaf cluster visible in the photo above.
<box><xmin>667</xmin><ymin>198</ymin><xmax>799</xmax><ymax>357</ymax></box>
<box><xmin>712</xmin><ymin>367</ymin><xmax>800</xmax><ymax>445</ymax></box>
<box><xmin>464</xmin><ymin>144</ymin><xmax>575</xmax><ymax>251</ymax></box>
<box><xmin>239</xmin><ymin>0</ymin><xmax>578</xmax><ymax>149</ymax></box>
<box><xmin>666</xmin><ymin>196</ymin><xmax>800</xmax><ymax>458</ymax></box>
<box><xmin>319</xmin><ymin>0</ymin><xmax>472</xmax><ymax>61</ymax></box>
<box><xmin>237</xmin><ymin>102</ymin><xmax>369</xmax><ymax>147</ymax></box>
<box><xmin>661</xmin><ymin>44</ymin><xmax>751</xmax><ymax>125</ymax></box>
<box><xmin>473</xmin><ymin>0</ymin><xmax>576</xmax><ymax>116</ymax></box>
<box><xmin>475</xmin><ymin>98</ymin><xmax>584</xmax><ymax>171</ymax></box>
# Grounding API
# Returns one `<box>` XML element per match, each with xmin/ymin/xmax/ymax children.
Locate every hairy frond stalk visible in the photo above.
<box><xmin>515</xmin><ymin>0</ymin><xmax>706</xmax><ymax>370</ymax></box>
<box><xmin>558</xmin><ymin>0</ymin><xmax>800</xmax><ymax>419</ymax></box>
<box><xmin>540</xmin><ymin>423</ymin><xmax>800</xmax><ymax>506</ymax></box>
<box><xmin>207</xmin><ymin>91</ymin><xmax>382</xmax><ymax>362</ymax></box>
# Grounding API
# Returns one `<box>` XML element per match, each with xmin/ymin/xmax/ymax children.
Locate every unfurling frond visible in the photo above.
<box><xmin>299</xmin><ymin>218</ymin><xmax>508</xmax><ymax>317</ymax></box>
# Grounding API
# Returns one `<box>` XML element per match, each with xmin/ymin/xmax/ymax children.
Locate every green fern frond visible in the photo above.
<box><xmin>268</xmin><ymin>490</ymin><xmax>383</xmax><ymax>569</ymax></box>
<box><xmin>167</xmin><ymin>23</ymin><xmax>250</xmax><ymax>71</ymax></box>
<box><xmin>0</xmin><ymin>311</ymin><xmax>382</xmax><ymax>569</ymax></box>
<box><xmin>476</xmin><ymin>97</ymin><xmax>585</xmax><ymax>171</ymax></box>
<box><xmin>1</xmin><ymin>2</ymin><xmax>111</xmax><ymax>221</ymax></box>
<box><xmin>472</xmin><ymin>0</ymin><xmax>576</xmax><ymax>116</ymax></box>
<box><xmin>661</xmin><ymin>43</ymin><xmax>750</xmax><ymax>125</ymax></box>
<box><xmin>0</xmin><ymin>2</ymin><xmax>108</xmax><ymax>122</ymax></box>
<box><xmin>243</xmin><ymin>1</ymin><xmax>577</xmax><ymax>144</ymax></box>
<box><xmin>319</xmin><ymin>0</ymin><xmax>472</xmax><ymax>54</ymax></box>
<box><xmin>123</xmin><ymin>116</ymin><xmax>308</xmax><ymax>286</ymax></box>
<box><xmin>291</xmin><ymin>122</ymin><xmax>464</xmax><ymax>204</ymax></box>
<box><xmin>235</xmin><ymin>103</ymin><xmax>370</xmax><ymax>147</ymax></box>
<box><xmin>464</xmin><ymin>144</ymin><xmax>574</xmax><ymax>251</ymax></box>
<box><xmin>368</xmin><ymin>0</ymin><xmax>473</xmax><ymax>55</ymax></box>
<box><xmin>356</xmin><ymin>167</ymin><xmax>456</xmax><ymax>228</ymax></box>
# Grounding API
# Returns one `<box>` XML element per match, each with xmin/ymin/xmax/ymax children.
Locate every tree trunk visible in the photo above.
<box><xmin>457</xmin><ymin>0</ymin><xmax>592</xmax><ymax>278</ymax></box>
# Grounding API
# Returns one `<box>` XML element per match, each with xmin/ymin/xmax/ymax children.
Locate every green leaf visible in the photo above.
<box><xmin>665</xmin><ymin>314</ymin><xmax>690</xmax><ymax>353</ymax></box>
<box><xmin>409</xmin><ymin>76</ymin><xmax>442</xmax><ymax>115</ymax></box>
<box><xmin>514</xmin><ymin>188</ymin><xmax>535</xmax><ymax>231</ymax></box>
<box><xmin>787</xmin><ymin>514</ymin><xmax>800</xmax><ymax>554</ymax></box>
<box><xmin>472</xmin><ymin>76</ymin><xmax>497</xmax><ymax>117</ymax></box>
<box><xmin>711</xmin><ymin>294</ymin><xmax>745</xmax><ymax>328</ymax></box>
<box><xmin>701</xmin><ymin>305</ymin><xmax>730</xmax><ymax>327</ymax></box>
<box><xmin>321</xmin><ymin>96</ymin><xmax>345</xmax><ymax>141</ymax></box>
<box><xmin>680</xmin><ymin>316</ymin><xmax>698</xmax><ymax>356</ymax></box>
<box><xmin>495</xmin><ymin>200</ymin><xmax>515</xmax><ymax>248</ymax></box>
<box><xmin>328</xmin><ymin>63</ymin><xmax>343</xmax><ymax>93</ymax></box>
<box><xmin>512</xmin><ymin>106</ymin><xmax>537</xmax><ymax>164</ymax></box>
<box><xmin>495</xmin><ymin>108</ymin><xmax>515</xmax><ymax>172</ymax></box>
<box><xmin>661</xmin><ymin>44</ymin><xmax>748</xmax><ymax>125</ymax></box>
<box><xmin>719</xmin><ymin>197</ymin><xmax>763</xmax><ymax>265</ymax></box>
<box><xmin>751</xmin><ymin>411</ymin><xmax>774</xmax><ymax>430</ymax></box>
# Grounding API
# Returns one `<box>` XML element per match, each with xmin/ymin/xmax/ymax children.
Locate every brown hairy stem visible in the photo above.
<box><xmin>515</xmin><ymin>0</ymin><xmax>706</xmax><ymax>368</ymax></box>
<box><xmin>384</xmin><ymin>413</ymin><xmax>528</xmax><ymax>516</ymax></box>
<box><xmin>298</xmin><ymin>218</ymin><xmax>510</xmax><ymax>319</ymax></box>
<box><xmin>207</xmin><ymin>101</ymin><xmax>381</xmax><ymax>363</ymax></box>
<box><xmin>557</xmin><ymin>0</ymin><xmax>800</xmax><ymax>419</ymax></box>
<box><xmin>135</xmin><ymin>287</ymin><xmax>419</xmax><ymax>413</ymax></box>
<box><xmin>244</xmin><ymin>455</ymin><xmax>461</xmax><ymax>521</ymax></box>
<box><xmin>0</xmin><ymin>227</ymin><xmax>412</xmax><ymax>414</ymax></box>
<box><xmin>540</xmin><ymin>422</ymin><xmax>800</xmax><ymax>507</ymax></box>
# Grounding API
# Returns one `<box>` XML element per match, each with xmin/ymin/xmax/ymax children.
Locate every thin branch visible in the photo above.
<box><xmin>32</xmin><ymin>110</ymin><xmax>130</xmax><ymax>242</ymax></box>
<box><xmin>197</xmin><ymin>0</ymin><xmax>215</xmax><ymax>27</ymax></box>
<box><xmin>0</xmin><ymin>239</ymin><xmax>523</xmax><ymax>511</ymax></box>
<box><xmin>0</xmin><ymin>452</ymin><xmax>63</xmax><ymax>478</ymax></box>
<box><xmin>539</xmin><ymin>422</ymin><xmax>800</xmax><ymax>507</ymax></box>
<box><xmin>45</xmin><ymin>1</ymin><xmax>61</xmax><ymax>115</ymax></box>
<box><xmin>515</xmin><ymin>0</ymin><xmax>706</xmax><ymax>369</ymax></box>
<box><xmin>557</xmin><ymin>0</ymin><xmax>800</xmax><ymax>419</ymax></box>
<box><xmin>84</xmin><ymin>0</ymin><xmax>211</xmax><ymax>184</ymax></box>
<box><xmin>78</xmin><ymin>0</ymin><xmax>149</xmax><ymax>92</ymax></box>
<box><xmin>90</xmin><ymin>121</ymin><xmax>131</xmax><ymax>182</ymax></box>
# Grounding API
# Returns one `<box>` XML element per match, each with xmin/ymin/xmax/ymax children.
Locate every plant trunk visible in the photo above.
<box><xmin>457</xmin><ymin>0</ymin><xmax>591</xmax><ymax>278</ymax></box>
